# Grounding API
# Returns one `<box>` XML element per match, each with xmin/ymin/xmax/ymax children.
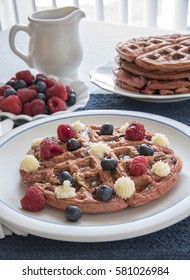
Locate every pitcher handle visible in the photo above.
<box><xmin>9</xmin><ymin>24</ymin><xmax>33</xmax><ymax>68</ymax></box>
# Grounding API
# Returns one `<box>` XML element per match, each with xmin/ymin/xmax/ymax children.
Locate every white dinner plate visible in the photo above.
<box><xmin>0</xmin><ymin>78</ymin><xmax>89</xmax><ymax>121</ymax></box>
<box><xmin>0</xmin><ymin>110</ymin><xmax>190</xmax><ymax>242</ymax></box>
<box><xmin>90</xmin><ymin>61</ymin><xmax>190</xmax><ymax>103</ymax></box>
<box><xmin>0</xmin><ymin>119</ymin><xmax>14</xmax><ymax>136</ymax></box>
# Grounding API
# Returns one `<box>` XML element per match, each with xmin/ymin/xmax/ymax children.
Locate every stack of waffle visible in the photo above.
<box><xmin>20</xmin><ymin>123</ymin><xmax>182</xmax><ymax>213</ymax></box>
<box><xmin>114</xmin><ymin>34</ymin><xmax>190</xmax><ymax>95</ymax></box>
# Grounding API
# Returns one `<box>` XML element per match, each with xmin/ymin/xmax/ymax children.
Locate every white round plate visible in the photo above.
<box><xmin>90</xmin><ymin>61</ymin><xmax>190</xmax><ymax>103</ymax></box>
<box><xmin>0</xmin><ymin>110</ymin><xmax>189</xmax><ymax>242</ymax></box>
<box><xmin>0</xmin><ymin>79</ymin><xmax>89</xmax><ymax>121</ymax></box>
<box><xmin>0</xmin><ymin>119</ymin><xmax>14</xmax><ymax>136</ymax></box>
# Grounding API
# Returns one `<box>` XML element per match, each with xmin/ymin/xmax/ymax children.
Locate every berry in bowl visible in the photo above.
<box><xmin>0</xmin><ymin>70</ymin><xmax>89</xmax><ymax>122</ymax></box>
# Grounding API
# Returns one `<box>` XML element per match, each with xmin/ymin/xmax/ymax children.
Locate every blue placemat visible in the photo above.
<box><xmin>84</xmin><ymin>94</ymin><xmax>190</xmax><ymax>126</ymax></box>
<box><xmin>1</xmin><ymin>217</ymin><xmax>190</xmax><ymax>260</ymax></box>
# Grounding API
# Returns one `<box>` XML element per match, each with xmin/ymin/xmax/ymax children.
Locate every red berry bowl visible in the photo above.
<box><xmin>0</xmin><ymin>71</ymin><xmax>89</xmax><ymax>122</ymax></box>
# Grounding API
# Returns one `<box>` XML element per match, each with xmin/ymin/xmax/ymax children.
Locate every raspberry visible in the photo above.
<box><xmin>36</xmin><ymin>73</ymin><xmax>47</xmax><ymax>79</ymax></box>
<box><xmin>22</xmin><ymin>102</ymin><xmax>33</xmax><ymax>116</ymax></box>
<box><xmin>0</xmin><ymin>71</ymin><xmax>75</xmax><ymax>117</ymax></box>
<box><xmin>47</xmin><ymin>96</ymin><xmax>66</xmax><ymax>113</ymax></box>
<box><xmin>1</xmin><ymin>95</ymin><xmax>22</xmax><ymax>115</ymax></box>
<box><xmin>15</xmin><ymin>70</ymin><xmax>34</xmax><ymax>85</ymax></box>
<box><xmin>46</xmin><ymin>83</ymin><xmax>68</xmax><ymax>100</ymax></box>
<box><xmin>129</xmin><ymin>156</ymin><xmax>148</xmax><ymax>176</ymax></box>
<box><xmin>125</xmin><ymin>121</ymin><xmax>145</xmax><ymax>141</ymax></box>
<box><xmin>30</xmin><ymin>99</ymin><xmax>46</xmax><ymax>116</ymax></box>
<box><xmin>16</xmin><ymin>88</ymin><xmax>37</xmax><ymax>104</ymax></box>
<box><xmin>40</xmin><ymin>138</ymin><xmax>64</xmax><ymax>159</ymax></box>
<box><xmin>0</xmin><ymin>85</ymin><xmax>11</xmax><ymax>96</ymax></box>
<box><xmin>10</xmin><ymin>76</ymin><xmax>16</xmax><ymax>81</ymax></box>
<box><xmin>57</xmin><ymin>124</ymin><xmax>77</xmax><ymax>142</ymax></box>
<box><xmin>20</xmin><ymin>186</ymin><xmax>46</xmax><ymax>212</ymax></box>
<box><xmin>0</xmin><ymin>96</ymin><xmax>5</xmax><ymax>109</ymax></box>
<box><xmin>66</xmin><ymin>85</ymin><xmax>71</xmax><ymax>94</ymax></box>
<box><xmin>28</xmin><ymin>85</ymin><xmax>36</xmax><ymax>90</ymax></box>
<box><xmin>44</xmin><ymin>77</ymin><xmax>57</xmax><ymax>88</ymax></box>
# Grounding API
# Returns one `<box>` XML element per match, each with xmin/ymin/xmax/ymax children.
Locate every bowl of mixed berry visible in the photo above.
<box><xmin>0</xmin><ymin>70</ymin><xmax>89</xmax><ymax>121</ymax></box>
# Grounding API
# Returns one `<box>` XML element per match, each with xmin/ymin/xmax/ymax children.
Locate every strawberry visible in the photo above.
<box><xmin>46</xmin><ymin>83</ymin><xmax>68</xmax><ymax>100</ymax></box>
<box><xmin>30</xmin><ymin>99</ymin><xmax>46</xmax><ymax>116</ymax></box>
<box><xmin>16</xmin><ymin>88</ymin><xmax>37</xmax><ymax>104</ymax></box>
<box><xmin>20</xmin><ymin>186</ymin><xmax>46</xmax><ymax>212</ymax></box>
<box><xmin>47</xmin><ymin>96</ymin><xmax>66</xmax><ymax>113</ymax></box>
<box><xmin>15</xmin><ymin>70</ymin><xmax>34</xmax><ymax>85</ymax></box>
<box><xmin>0</xmin><ymin>95</ymin><xmax>22</xmax><ymax>115</ymax></box>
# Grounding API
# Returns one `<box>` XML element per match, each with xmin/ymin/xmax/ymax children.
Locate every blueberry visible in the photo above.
<box><xmin>36</xmin><ymin>93</ymin><xmax>47</xmax><ymax>103</ymax></box>
<box><xmin>101</xmin><ymin>156</ymin><xmax>118</xmax><ymax>171</ymax></box>
<box><xmin>59</xmin><ymin>171</ymin><xmax>75</xmax><ymax>186</ymax></box>
<box><xmin>14</xmin><ymin>79</ymin><xmax>27</xmax><ymax>90</ymax></box>
<box><xmin>66</xmin><ymin>138</ymin><xmax>80</xmax><ymax>151</ymax></box>
<box><xmin>4</xmin><ymin>88</ymin><xmax>16</xmax><ymax>97</ymax></box>
<box><xmin>66</xmin><ymin>90</ymin><xmax>76</xmax><ymax>106</ymax></box>
<box><xmin>96</xmin><ymin>185</ymin><xmax>113</xmax><ymax>201</ymax></box>
<box><xmin>64</xmin><ymin>206</ymin><xmax>82</xmax><ymax>222</ymax></box>
<box><xmin>100</xmin><ymin>123</ymin><xmax>114</xmax><ymax>135</ymax></box>
<box><xmin>35</xmin><ymin>76</ymin><xmax>45</xmax><ymax>84</ymax></box>
<box><xmin>6</xmin><ymin>80</ymin><xmax>16</xmax><ymax>87</ymax></box>
<box><xmin>35</xmin><ymin>81</ymin><xmax>47</xmax><ymax>93</ymax></box>
<box><xmin>44</xmin><ymin>107</ymin><xmax>50</xmax><ymax>115</ymax></box>
<box><xmin>139</xmin><ymin>144</ymin><xmax>154</xmax><ymax>156</ymax></box>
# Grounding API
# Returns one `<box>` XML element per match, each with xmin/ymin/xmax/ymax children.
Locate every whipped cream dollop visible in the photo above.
<box><xmin>71</xmin><ymin>120</ymin><xmax>86</xmax><ymax>131</ymax></box>
<box><xmin>55</xmin><ymin>180</ymin><xmax>76</xmax><ymax>199</ymax></box>
<box><xmin>151</xmin><ymin>133</ymin><xmax>169</xmax><ymax>148</ymax></box>
<box><xmin>151</xmin><ymin>160</ymin><xmax>170</xmax><ymax>177</ymax></box>
<box><xmin>88</xmin><ymin>142</ymin><xmax>112</xmax><ymax>158</ymax></box>
<box><xmin>114</xmin><ymin>176</ymin><xmax>135</xmax><ymax>199</ymax></box>
<box><xmin>119</xmin><ymin>122</ymin><xmax>129</xmax><ymax>133</ymax></box>
<box><xmin>31</xmin><ymin>137</ymin><xmax>44</xmax><ymax>147</ymax></box>
<box><xmin>20</xmin><ymin>154</ymin><xmax>40</xmax><ymax>172</ymax></box>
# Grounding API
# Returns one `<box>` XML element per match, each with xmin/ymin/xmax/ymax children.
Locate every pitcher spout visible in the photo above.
<box><xmin>65</xmin><ymin>6</ymin><xmax>86</xmax><ymax>23</ymax></box>
<box><xmin>74</xmin><ymin>8</ymin><xmax>86</xmax><ymax>21</ymax></box>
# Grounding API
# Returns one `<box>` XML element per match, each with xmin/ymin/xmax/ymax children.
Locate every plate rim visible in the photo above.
<box><xmin>89</xmin><ymin>60</ymin><xmax>190</xmax><ymax>102</ymax></box>
<box><xmin>0</xmin><ymin>109</ymin><xmax>190</xmax><ymax>242</ymax></box>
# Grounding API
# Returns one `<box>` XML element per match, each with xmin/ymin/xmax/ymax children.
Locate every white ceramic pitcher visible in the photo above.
<box><xmin>9</xmin><ymin>6</ymin><xmax>85</xmax><ymax>79</ymax></box>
